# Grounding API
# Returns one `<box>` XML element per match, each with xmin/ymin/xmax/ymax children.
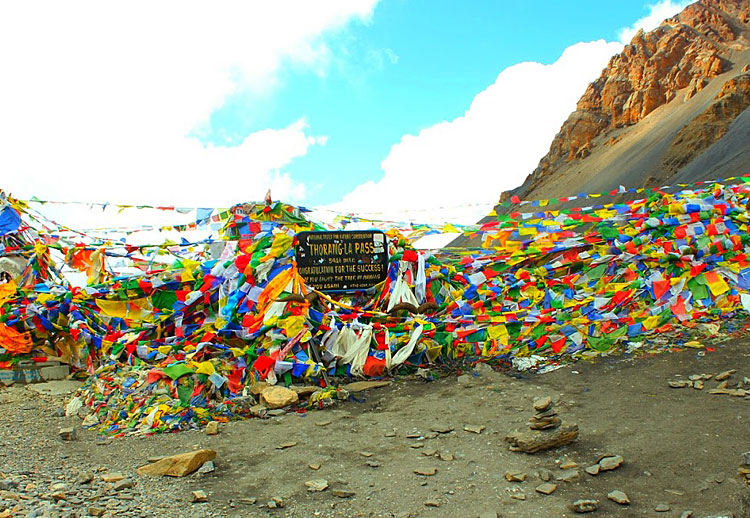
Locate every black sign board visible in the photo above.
<box><xmin>295</xmin><ymin>230</ymin><xmax>389</xmax><ymax>291</ymax></box>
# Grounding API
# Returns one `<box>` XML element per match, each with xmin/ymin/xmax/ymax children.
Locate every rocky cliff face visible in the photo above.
<box><xmin>518</xmin><ymin>0</ymin><xmax>750</xmax><ymax>197</ymax></box>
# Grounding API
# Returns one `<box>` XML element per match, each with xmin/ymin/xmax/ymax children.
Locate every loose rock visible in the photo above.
<box><xmin>571</xmin><ymin>499</ymin><xmax>599</xmax><ymax>513</ymax></box>
<box><xmin>76</xmin><ymin>471</ymin><xmax>94</xmax><ymax>484</ymax></box>
<box><xmin>556</xmin><ymin>469</ymin><xmax>580</xmax><ymax>482</ymax></box>
<box><xmin>536</xmin><ymin>483</ymin><xmax>558</xmax><ymax>495</ymax></box>
<box><xmin>714</xmin><ymin>370</ymin><xmax>736</xmax><ymax>381</ymax></box>
<box><xmin>305</xmin><ymin>479</ymin><xmax>328</xmax><ymax>492</ymax></box>
<box><xmin>598</xmin><ymin>455</ymin><xmax>624</xmax><ymax>471</ymax></box>
<box><xmin>101</xmin><ymin>472</ymin><xmax>125</xmax><ymax>483</ymax></box>
<box><xmin>505</xmin><ymin>424</ymin><xmax>579</xmax><ymax>453</ymax></box>
<box><xmin>136</xmin><ymin>449</ymin><xmax>217</xmax><ymax>477</ymax></box>
<box><xmin>585</xmin><ymin>465</ymin><xmax>600</xmax><ymax>476</ymax></box>
<box><xmin>205</xmin><ymin>421</ymin><xmax>219</xmax><ymax>436</ymax></box>
<box><xmin>607</xmin><ymin>490</ymin><xmax>630</xmax><ymax>505</ymax></box>
<box><xmin>113</xmin><ymin>478</ymin><xmax>135</xmax><ymax>491</ymax></box>
<box><xmin>504</xmin><ymin>471</ymin><xmax>527</xmax><ymax>482</ymax></box>
<box><xmin>655</xmin><ymin>503</ymin><xmax>671</xmax><ymax>512</ymax></box>
<box><xmin>533</xmin><ymin>396</ymin><xmax>553</xmax><ymax>412</ymax></box>
<box><xmin>192</xmin><ymin>490</ymin><xmax>208</xmax><ymax>503</ymax></box>
<box><xmin>260</xmin><ymin>386</ymin><xmax>299</xmax><ymax>409</ymax></box>
<box><xmin>58</xmin><ymin>427</ymin><xmax>76</xmax><ymax>441</ymax></box>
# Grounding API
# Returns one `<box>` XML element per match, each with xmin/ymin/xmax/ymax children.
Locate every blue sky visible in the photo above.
<box><xmin>0</xmin><ymin>0</ymin><xmax>689</xmax><ymax>223</ymax></box>
<box><xmin>194</xmin><ymin>0</ymin><xmax>689</xmax><ymax>206</ymax></box>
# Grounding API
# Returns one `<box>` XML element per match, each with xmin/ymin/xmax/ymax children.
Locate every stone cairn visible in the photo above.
<box><xmin>505</xmin><ymin>396</ymin><xmax>579</xmax><ymax>454</ymax></box>
<box><xmin>528</xmin><ymin>396</ymin><xmax>561</xmax><ymax>430</ymax></box>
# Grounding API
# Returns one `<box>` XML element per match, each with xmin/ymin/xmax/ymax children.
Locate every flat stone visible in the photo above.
<box><xmin>359</xmin><ymin>451</ymin><xmax>374</xmax><ymax>457</ymax></box>
<box><xmin>556</xmin><ymin>469</ymin><xmax>580</xmax><ymax>482</ymax></box>
<box><xmin>536</xmin><ymin>483</ymin><xmax>557</xmax><ymax>495</ymax></box>
<box><xmin>308</xmin><ymin>463</ymin><xmax>321</xmax><ymax>470</ymax></box>
<box><xmin>424</xmin><ymin>500</ymin><xmax>441</xmax><ymax>507</ymax></box>
<box><xmin>533</xmin><ymin>396</ymin><xmax>553</xmax><ymax>412</ymax></box>
<box><xmin>136</xmin><ymin>449</ymin><xmax>217</xmax><ymax>477</ymax></box>
<box><xmin>76</xmin><ymin>471</ymin><xmax>94</xmax><ymax>484</ymax></box>
<box><xmin>430</xmin><ymin>425</ymin><xmax>454</xmax><ymax>434</ymax></box>
<box><xmin>366</xmin><ymin>460</ymin><xmax>382</xmax><ymax>468</ymax></box>
<box><xmin>668</xmin><ymin>380</ymin><xmax>690</xmax><ymax>388</ymax></box>
<box><xmin>58</xmin><ymin>427</ymin><xmax>76</xmax><ymax>441</ymax></box>
<box><xmin>196</xmin><ymin>460</ymin><xmax>215</xmax><ymax>475</ymax></box>
<box><xmin>504</xmin><ymin>471</ymin><xmax>527</xmax><ymax>482</ymax></box>
<box><xmin>505</xmin><ymin>423</ymin><xmax>579</xmax><ymax>453</ymax></box>
<box><xmin>509</xmin><ymin>493</ymin><xmax>526</xmax><ymax>501</ymax></box>
<box><xmin>276</xmin><ymin>442</ymin><xmax>297</xmax><ymax>450</ymax></box>
<box><xmin>585</xmin><ymin>465</ymin><xmax>600</xmax><ymax>476</ymax></box>
<box><xmin>571</xmin><ymin>499</ymin><xmax>599</xmax><ymax>513</ymax></box>
<box><xmin>191</xmin><ymin>490</ymin><xmax>208</xmax><ymax>503</ymax></box>
<box><xmin>414</xmin><ymin>467</ymin><xmax>437</xmax><ymax>476</ymax></box>
<box><xmin>114</xmin><ymin>479</ymin><xmax>135</xmax><ymax>491</ymax></box>
<box><xmin>342</xmin><ymin>380</ymin><xmax>391</xmax><ymax>393</ymax></box>
<box><xmin>439</xmin><ymin>452</ymin><xmax>454</xmax><ymax>462</ymax></box>
<box><xmin>205</xmin><ymin>421</ymin><xmax>219</xmax><ymax>436</ymax></box>
<box><xmin>260</xmin><ymin>386</ymin><xmax>299</xmax><ymax>409</ymax></box>
<box><xmin>332</xmin><ymin>489</ymin><xmax>355</xmax><ymax>498</ymax></box>
<box><xmin>560</xmin><ymin>460</ymin><xmax>578</xmax><ymax>470</ymax></box>
<box><xmin>607</xmin><ymin>490</ymin><xmax>630</xmax><ymax>505</ymax></box>
<box><xmin>88</xmin><ymin>507</ymin><xmax>106</xmax><ymax>517</ymax></box>
<box><xmin>679</xmin><ymin>512</ymin><xmax>693</xmax><ymax>518</ymax></box>
<box><xmin>529</xmin><ymin>416</ymin><xmax>562</xmax><ymax>430</ymax></box>
<box><xmin>714</xmin><ymin>370</ymin><xmax>736</xmax><ymax>381</ymax></box>
<box><xmin>655</xmin><ymin>503</ymin><xmax>671</xmax><ymax>512</ymax></box>
<box><xmin>463</xmin><ymin>424</ymin><xmax>485</xmax><ymax>434</ymax></box>
<box><xmin>305</xmin><ymin>479</ymin><xmax>328</xmax><ymax>492</ymax></box>
<box><xmin>598</xmin><ymin>455</ymin><xmax>624</xmax><ymax>471</ymax></box>
<box><xmin>315</xmin><ymin>420</ymin><xmax>332</xmax><ymax>427</ymax></box>
<box><xmin>101</xmin><ymin>473</ymin><xmax>124</xmax><ymax>483</ymax></box>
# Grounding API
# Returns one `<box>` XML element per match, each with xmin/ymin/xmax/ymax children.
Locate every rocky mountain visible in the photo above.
<box><xmin>509</xmin><ymin>0</ymin><xmax>750</xmax><ymax>203</ymax></box>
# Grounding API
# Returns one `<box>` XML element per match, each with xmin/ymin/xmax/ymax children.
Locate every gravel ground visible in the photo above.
<box><xmin>0</xmin><ymin>339</ymin><xmax>748</xmax><ymax>518</ymax></box>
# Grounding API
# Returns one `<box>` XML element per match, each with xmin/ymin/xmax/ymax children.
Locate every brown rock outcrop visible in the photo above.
<box><xmin>662</xmin><ymin>73</ymin><xmax>750</xmax><ymax>173</ymax></box>
<box><xmin>521</xmin><ymin>0</ymin><xmax>750</xmax><ymax>195</ymax></box>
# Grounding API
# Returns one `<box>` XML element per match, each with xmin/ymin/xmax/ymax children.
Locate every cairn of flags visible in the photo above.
<box><xmin>1</xmin><ymin>177</ymin><xmax>750</xmax><ymax>436</ymax></box>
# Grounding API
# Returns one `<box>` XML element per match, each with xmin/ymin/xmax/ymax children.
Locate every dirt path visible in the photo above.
<box><xmin>0</xmin><ymin>341</ymin><xmax>748</xmax><ymax>518</ymax></box>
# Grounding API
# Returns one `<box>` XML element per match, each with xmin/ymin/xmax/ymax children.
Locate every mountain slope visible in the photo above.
<box><xmin>509</xmin><ymin>0</ymin><xmax>750</xmax><ymax>203</ymax></box>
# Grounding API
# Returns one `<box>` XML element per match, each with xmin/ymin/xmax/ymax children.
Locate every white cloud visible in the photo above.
<box><xmin>0</xmin><ymin>0</ymin><xmax>378</xmax><ymax>207</ymax></box>
<box><xmin>618</xmin><ymin>0</ymin><xmax>693</xmax><ymax>43</ymax></box>
<box><xmin>335</xmin><ymin>0</ymin><xmax>692</xmax><ymax>227</ymax></box>
<box><xmin>333</xmin><ymin>40</ymin><xmax>623</xmax><ymax>225</ymax></box>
